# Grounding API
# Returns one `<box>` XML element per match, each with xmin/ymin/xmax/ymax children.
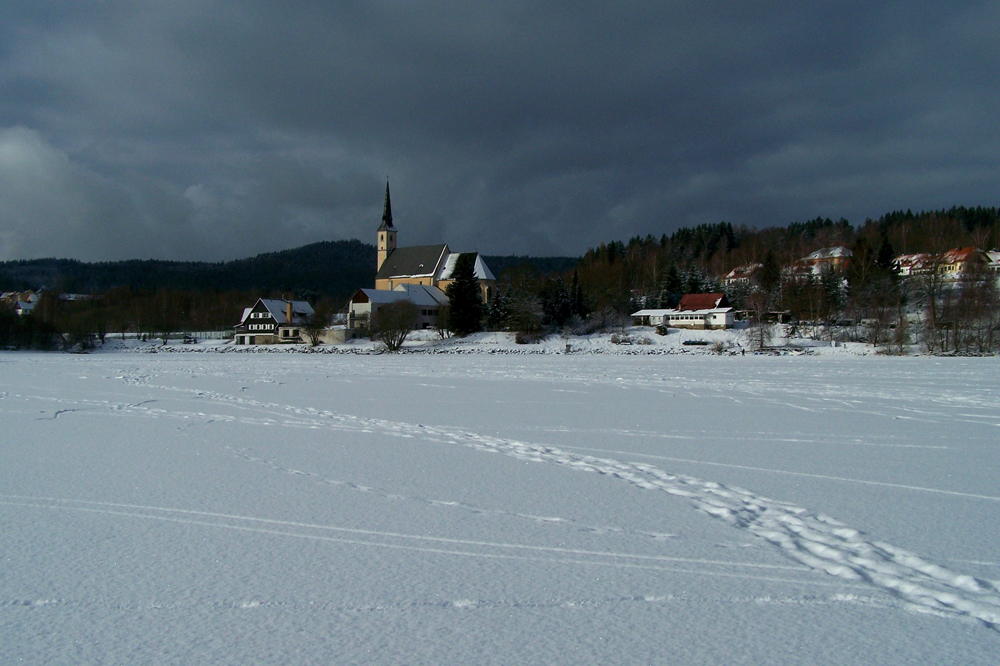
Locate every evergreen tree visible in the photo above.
<box><xmin>541</xmin><ymin>276</ymin><xmax>573</xmax><ymax>326</ymax></box>
<box><xmin>445</xmin><ymin>254</ymin><xmax>484</xmax><ymax>336</ymax></box>
<box><xmin>758</xmin><ymin>250</ymin><xmax>782</xmax><ymax>294</ymax></box>
<box><xmin>570</xmin><ymin>270</ymin><xmax>588</xmax><ymax>318</ymax></box>
<box><xmin>876</xmin><ymin>233</ymin><xmax>895</xmax><ymax>271</ymax></box>
<box><xmin>486</xmin><ymin>288</ymin><xmax>512</xmax><ymax>331</ymax></box>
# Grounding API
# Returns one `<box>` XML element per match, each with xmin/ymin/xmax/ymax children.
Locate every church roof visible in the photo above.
<box><xmin>375</xmin><ymin>244</ymin><xmax>449</xmax><ymax>280</ymax></box>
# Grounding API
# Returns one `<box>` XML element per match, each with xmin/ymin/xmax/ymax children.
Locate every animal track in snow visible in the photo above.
<box><xmin>222</xmin><ymin>445</ymin><xmax>683</xmax><ymax>544</ymax></box>
<box><xmin>24</xmin><ymin>378</ymin><xmax>1000</xmax><ymax>629</ymax></box>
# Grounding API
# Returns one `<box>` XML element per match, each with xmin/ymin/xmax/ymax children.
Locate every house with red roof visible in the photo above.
<box><xmin>936</xmin><ymin>247</ymin><xmax>989</xmax><ymax>280</ymax></box>
<box><xmin>631</xmin><ymin>293</ymin><xmax>735</xmax><ymax>329</ymax></box>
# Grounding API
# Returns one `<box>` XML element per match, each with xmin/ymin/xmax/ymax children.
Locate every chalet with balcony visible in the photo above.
<box><xmin>234</xmin><ymin>298</ymin><xmax>314</xmax><ymax>345</ymax></box>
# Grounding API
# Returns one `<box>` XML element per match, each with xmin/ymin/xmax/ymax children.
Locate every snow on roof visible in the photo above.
<box><xmin>804</xmin><ymin>246</ymin><xmax>852</xmax><ymax>261</ymax></box>
<box><xmin>257</xmin><ymin>299</ymin><xmax>314</xmax><ymax>325</ymax></box>
<box><xmin>437</xmin><ymin>252</ymin><xmax>496</xmax><ymax>282</ymax></box>
<box><xmin>939</xmin><ymin>247</ymin><xmax>981</xmax><ymax>264</ymax></box>
<box><xmin>722</xmin><ymin>263</ymin><xmax>761</xmax><ymax>281</ymax></box>
<box><xmin>894</xmin><ymin>252</ymin><xmax>930</xmax><ymax>265</ymax></box>
<box><xmin>359</xmin><ymin>284</ymin><xmax>449</xmax><ymax>307</ymax></box>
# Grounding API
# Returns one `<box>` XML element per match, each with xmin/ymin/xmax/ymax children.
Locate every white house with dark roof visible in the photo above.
<box><xmin>234</xmin><ymin>298</ymin><xmax>315</xmax><ymax>345</ymax></box>
<box><xmin>348</xmin><ymin>283</ymin><xmax>449</xmax><ymax>330</ymax></box>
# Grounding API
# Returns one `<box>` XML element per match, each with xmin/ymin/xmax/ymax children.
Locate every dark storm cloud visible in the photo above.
<box><xmin>1</xmin><ymin>2</ymin><xmax>997</xmax><ymax>261</ymax></box>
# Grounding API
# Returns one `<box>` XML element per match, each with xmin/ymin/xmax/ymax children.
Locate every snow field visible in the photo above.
<box><xmin>1</xmin><ymin>352</ymin><xmax>999</xmax><ymax>664</ymax></box>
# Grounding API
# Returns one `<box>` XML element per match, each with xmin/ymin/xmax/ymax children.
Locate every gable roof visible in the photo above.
<box><xmin>939</xmin><ymin>246</ymin><xmax>984</xmax><ymax>265</ymax></box>
<box><xmin>437</xmin><ymin>252</ymin><xmax>496</xmax><ymax>281</ymax></box>
<box><xmin>803</xmin><ymin>246</ymin><xmax>852</xmax><ymax>262</ymax></box>
<box><xmin>678</xmin><ymin>293</ymin><xmax>728</xmax><ymax>311</ymax></box>
<box><xmin>353</xmin><ymin>284</ymin><xmax>449</xmax><ymax>307</ymax></box>
<box><xmin>723</xmin><ymin>263</ymin><xmax>762</xmax><ymax>281</ymax></box>
<box><xmin>632</xmin><ymin>307</ymin><xmax>733</xmax><ymax>317</ymax></box>
<box><xmin>241</xmin><ymin>298</ymin><xmax>314</xmax><ymax>325</ymax></box>
<box><xmin>375</xmin><ymin>244</ymin><xmax>449</xmax><ymax>280</ymax></box>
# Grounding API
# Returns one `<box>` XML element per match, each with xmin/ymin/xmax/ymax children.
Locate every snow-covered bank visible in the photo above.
<box><xmin>91</xmin><ymin>326</ymin><xmax>885</xmax><ymax>356</ymax></box>
<box><xmin>2</xmin><ymin>353</ymin><xmax>998</xmax><ymax>664</ymax></box>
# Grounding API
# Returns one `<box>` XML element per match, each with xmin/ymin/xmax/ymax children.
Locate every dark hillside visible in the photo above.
<box><xmin>0</xmin><ymin>241</ymin><xmax>579</xmax><ymax>301</ymax></box>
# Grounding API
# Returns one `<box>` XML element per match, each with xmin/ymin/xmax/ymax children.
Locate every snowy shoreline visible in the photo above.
<box><xmin>76</xmin><ymin>328</ymin><xmax>896</xmax><ymax>356</ymax></box>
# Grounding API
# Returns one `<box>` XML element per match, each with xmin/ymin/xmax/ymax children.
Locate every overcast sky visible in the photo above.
<box><xmin>1</xmin><ymin>2</ymin><xmax>997</xmax><ymax>262</ymax></box>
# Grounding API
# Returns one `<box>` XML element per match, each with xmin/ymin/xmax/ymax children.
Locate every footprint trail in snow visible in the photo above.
<box><xmin>27</xmin><ymin>381</ymin><xmax>1000</xmax><ymax>630</ymax></box>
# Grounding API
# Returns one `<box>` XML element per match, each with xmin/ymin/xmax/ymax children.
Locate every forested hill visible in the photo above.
<box><xmin>0</xmin><ymin>240</ymin><xmax>579</xmax><ymax>300</ymax></box>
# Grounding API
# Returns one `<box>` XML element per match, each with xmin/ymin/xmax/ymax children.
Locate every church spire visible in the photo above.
<box><xmin>376</xmin><ymin>181</ymin><xmax>397</xmax><ymax>273</ymax></box>
<box><xmin>378</xmin><ymin>181</ymin><xmax>394</xmax><ymax>231</ymax></box>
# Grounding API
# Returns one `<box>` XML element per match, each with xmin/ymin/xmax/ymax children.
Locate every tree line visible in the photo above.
<box><xmin>4</xmin><ymin>206</ymin><xmax>999</xmax><ymax>353</ymax></box>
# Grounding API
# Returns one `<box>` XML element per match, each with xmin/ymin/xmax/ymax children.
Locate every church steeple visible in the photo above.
<box><xmin>376</xmin><ymin>181</ymin><xmax>397</xmax><ymax>273</ymax></box>
<box><xmin>378</xmin><ymin>182</ymin><xmax>394</xmax><ymax>231</ymax></box>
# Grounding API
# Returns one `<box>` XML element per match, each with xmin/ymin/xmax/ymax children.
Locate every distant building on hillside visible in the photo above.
<box><xmin>802</xmin><ymin>246</ymin><xmax>853</xmax><ymax>270</ymax></box>
<box><xmin>722</xmin><ymin>263</ymin><xmax>762</xmax><ymax>287</ymax></box>
<box><xmin>987</xmin><ymin>250</ymin><xmax>1000</xmax><ymax>276</ymax></box>
<box><xmin>937</xmin><ymin>247</ymin><xmax>989</xmax><ymax>279</ymax></box>
<box><xmin>893</xmin><ymin>253</ymin><xmax>933</xmax><ymax>277</ymax></box>
<box><xmin>893</xmin><ymin>247</ymin><xmax>991</xmax><ymax>281</ymax></box>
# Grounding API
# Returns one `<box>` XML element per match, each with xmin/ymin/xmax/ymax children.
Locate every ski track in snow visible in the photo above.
<box><xmin>223</xmin><ymin>445</ymin><xmax>687</xmax><ymax>545</ymax></box>
<box><xmin>8</xmin><ymin>378</ymin><xmax>1000</xmax><ymax>631</ymax></box>
<box><xmin>0</xmin><ymin>495</ymin><xmax>832</xmax><ymax>590</ymax></box>
<box><xmin>3</xmin><ymin>588</ymin><xmax>897</xmax><ymax>616</ymax></box>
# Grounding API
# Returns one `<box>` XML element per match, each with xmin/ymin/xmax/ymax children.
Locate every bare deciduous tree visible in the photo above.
<box><xmin>302</xmin><ymin>303</ymin><xmax>332</xmax><ymax>346</ymax></box>
<box><xmin>371</xmin><ymin>301</ymin><xmax>418</xmax><ymax>352</ymax></box>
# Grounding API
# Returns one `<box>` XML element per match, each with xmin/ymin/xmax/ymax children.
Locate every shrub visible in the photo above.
<box><xmin>515</xmin><ymin>331</ymin><xmax>542</xmax><ymax>344</ymax></box>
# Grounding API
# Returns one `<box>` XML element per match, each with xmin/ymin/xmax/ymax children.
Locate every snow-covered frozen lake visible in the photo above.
<box><xmin>2</xmin><ymin>351</ymin><xmax>999</xmax><ymax>664</ymax></box>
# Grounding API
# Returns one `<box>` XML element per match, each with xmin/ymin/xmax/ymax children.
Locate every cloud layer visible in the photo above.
<box><xmin>1</xmin><ymin>2</ymin><xmax>997</xmax><ymax>261</ymax></box>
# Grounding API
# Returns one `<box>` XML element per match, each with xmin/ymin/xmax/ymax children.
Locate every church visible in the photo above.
<box><xmin>348</xmin><ymin>184</ymin><xmax>496</xmax><ymax>330</ymax></box>
<box><xmin>373</xmin><ymin>183</ymin><xmax>496</xmax><ymax>300</ymax></box>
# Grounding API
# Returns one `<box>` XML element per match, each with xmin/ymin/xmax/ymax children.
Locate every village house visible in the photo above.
<box><xmin>631</xmin><ymin>293</ymin><xmax>735</xmax><ymax>330</ymax></box>
<box><xmin>2</xmin><ymin>290</ymin><xmax>39</xmax><ymax>315</ymax></box>
<box><xmin>722</xmin><ymin>263</ymin><xmax>762</xmax><ymax>287</ymax></box>
<box><xmin>987</xmin><ymin>251</ymin><xmax>1000</xmax><ymax>277</ymax></box>
<box><xmin>893</xmin><ymin>247</ymin><xmax>992</xmax><ymax>281</ymax></box>
<box><xmin>893</xmin><ymin>253</ymin><xmax>933</xmax><ymax>277</ymax></box>
<box><xmin>234</xmin><ymin>298</ymin><xmax>314</xmax><ymax>345</ymax></box>
<box><xmin>802</xmin><ymin>246</ymin><xmax>852</xmax><ymax>272</ymax></box>
<box><xmin>14</xmin><ymin>300</ymin><xmax>36</xmax><ymax>316</ymax></box>
<box><xmin>936</xmin><ymin>247</ymin><xmax>990</xmax><ymax>280</ymax></box>
<box><xmin>348</xmin><ymin>284</ymin><xmax>449</xmax><ymax>330</ymax></box>
<box><xmin>348</xmin><ymin>183</ymin><xmax>496</xmax><ymax>330</ymax></box>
